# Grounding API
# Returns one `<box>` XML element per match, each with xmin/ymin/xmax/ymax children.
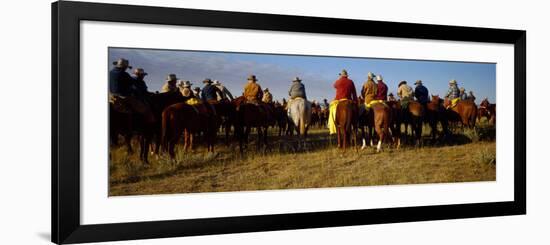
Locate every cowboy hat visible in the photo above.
<box><xmin>166</xmin><ymin>74</ymin><xmax>178</xmax><ymax>82</ymax></box>
<box><xmin>193</xmin><ymin>87</ymin><xmax>201</xmax><ymax>91</ymax></box>
<box><xmin>178</xmin><ymin>80</ymin><xmax>192</xmax><ymax>88</ymax></box>
<box><xmin>414</xmin><ymin>80</ymin><xmax>422</xmax><ymax>85</ymax></box>
<box><xmin>212</xmin><ymin>80</ymin><xmax>221</xmax><ymax>85</ymax></box>
<box><xmin>368</xmin><ymin>72</ymin><xmax>375</xmax><ymax>79</ymax></box>
<box><xmin>449</xmin><ymin>79</ymin><xmax>457</xmax><ymax>84</ymax></box>
<box><xmin>339</xmin><ymin>69</ymin><xmax>348</xmax><ymax>76</ymax></box>
<box><xmin>264</xmin><ymin>88</ymin><xmax>269</xmax><ymax>92</ymax></box>
<box><xmin>293</xmin><ymin>77</ymin><xmax>302</xmax><ymax>82</ymax></box>
<box><xmin>389</xmin><ymin>93</ymin><xmax>394</xmax><ymax>96</ymax></box>
<box><xmin>203</xmin><ymin>78</ymin><xmax>212</xmax><ymax>84</ymax></box>
<box><xmin>398</xmin><ymin>80</ymin><xmax>407</xmax><ymax>87</ymax></box>
<box><xmin>133</xmin><ymin>68</ymin><xmax>148</xmax><ymax>76</ymax></box>
<box><xmin>459</xmin><ymin>87</ymin><xmax>465</xmax><ymax>91</ymax></box>
<box><xmin>247</xmin><ymin>75</ymin><xmax>258</xmax><ymax>81</ymax></box>
<box><xmin>113</xmin><ymin>58</ymin><xmax>132</xmax><ymax>69</ymax></box>
<box><xmin>376</xmin><ymin>75</ymin><xmax>383</xmax><ymax>81</ymax></box>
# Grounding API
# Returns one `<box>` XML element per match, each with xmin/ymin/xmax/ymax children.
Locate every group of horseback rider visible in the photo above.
<box><xmin>109</xmin><ymin>57</ymin><xmax>477</xmax><ymax>128</ymax></box>
<box><xmin>330</xmin><ymin>68</ymin><xmax>476</xmax><ymax>109</ymax></box>
<box><xmin>109</xmin><ymin>58</ymin><xmax>312</xmax><ymax>122</ymax></box>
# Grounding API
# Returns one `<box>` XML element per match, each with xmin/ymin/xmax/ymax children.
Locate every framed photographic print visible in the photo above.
<box><xmin>52</xmin><ymin>1</ymin><xmax>526</xmax><ymax>244</ymax></box>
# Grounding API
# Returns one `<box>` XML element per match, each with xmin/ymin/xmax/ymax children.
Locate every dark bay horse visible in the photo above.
<box><xmin>425</xmin><ymin>95</ymin><xmax>450</xmax><ymax>141</ymax></box>
<box><xmin>232</xmin><ymin>97</ymin><xmax>274</xmax><ymax>154</ymax></box>
<box><xmin>444</xmin><ymin>98</ymin><xmax>478</xmax><ymax>129</ymax></box>
<box><xmin>109</xmin><ymin>92</ymin><xmax>188</xmax><ymax>164</ymax></box>
<box><xmin>386</xmin><ymin>100</ymin><xmax>402</xmax><ymax>148</ymax></box>
<box><xmin>273</xmin><ymin>103</ymin><xmax>288</xmax><ymax>136</ymax></box>
<box><xmin>335</xmin><ymin>100</ymin><xmax>357</xmax><ymax>149</ymax></box>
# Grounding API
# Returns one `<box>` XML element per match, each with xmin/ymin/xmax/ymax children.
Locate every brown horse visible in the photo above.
<box><xmin>273</xmin><ymin>103</ymin><xmax>288</xmax><ymax>136</ymax></box>
<box><xmin>161</xmin><ymin>102</ymin><xmax>217</xmax><ymax>159</ymax></box>
<box><xmin>386</xmin><ymin>100</ymin><xmax>402</xmax><ymax>148</ymax></box>
<box><xmin>425</xmin><ymin>95</ymin><xmax>450</xmax><ymax>141</ymax></box>
<box><xmin>334</xmin><ymin>100</ymin><xmax>357</xmax><ymax>149</ymax></box>
<box><xmin>444</xmin><ymin>98</ymin><xmax>478</xmax><ymax>129</ymax></box>
<box><xmin>109</xmin><ymin>91</ymin><xmax>188</xmax><ymax>164</ymax></box>
<box><xmin>232</xmin><ymin>97</ymin><xmax>274</xmax><ymax>154</ymax></box>
<box><xmin>478</xmin><ymin>98</ymin><xmax>496</xmax><ymax>125</ymax></box>
<box><xmin>403</xmin><ymin>100</ymin><xmax>425</xmax><ymax>145</ymax></box>
<box><xmin>371</xmin><ymin>103</ymin><xmax>393</xmax><ymax>152</ymax></box>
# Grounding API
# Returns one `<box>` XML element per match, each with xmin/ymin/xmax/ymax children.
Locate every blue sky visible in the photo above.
<box><xmin>109</xmin><ymin>47</ymin><xmax>496</xmax><ymax>103</ymax></box>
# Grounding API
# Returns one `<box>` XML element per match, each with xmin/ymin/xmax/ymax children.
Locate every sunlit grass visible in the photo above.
<box><xmin>109</xmin><ymin>123</ymin><xmax>496</xmax><ymax>196</ymax></box>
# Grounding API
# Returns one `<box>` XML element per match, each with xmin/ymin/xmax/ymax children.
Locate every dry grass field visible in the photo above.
<box><xmin>109</xmin><ymin>122</ymin><xmax>496</xmax><ymax>196</ymax></box>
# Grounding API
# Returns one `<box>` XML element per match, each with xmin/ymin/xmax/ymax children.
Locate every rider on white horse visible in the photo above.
<box><xmin>287</xmin><ymin>77</ymin><xmax>311</xmax><ymax>137</ymax></box>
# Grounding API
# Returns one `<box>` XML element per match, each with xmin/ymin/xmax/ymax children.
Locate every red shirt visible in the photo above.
<box><xmin>333</xmin><ymin>76</ymin><xmax>357</xmax><ymax>101</ymax></box>
<box><xmin>375</xmin><ymin>80</ymin><xmax>388</xmax><ymax>101</ymax></box>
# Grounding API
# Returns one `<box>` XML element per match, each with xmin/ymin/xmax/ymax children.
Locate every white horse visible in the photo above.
<box><xmin>287</xmin><ymin>97</ymin><xmax>312</xmax><ymax>138</ymax></box>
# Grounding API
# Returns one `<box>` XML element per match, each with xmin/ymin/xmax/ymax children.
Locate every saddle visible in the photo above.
<box><xmin>445</xmin><ymin>98</ymin><xmax>461</xmax><ymax>109</ymax></box>
<box><xmin>400</xmin><ymin>97</ymin><xmax>412</xmax><ymax>110</ymax></box>
<box><xmin>365</xmin><ymin>99</ymin><xmax>388</xmax><ymax>111</ymax></box>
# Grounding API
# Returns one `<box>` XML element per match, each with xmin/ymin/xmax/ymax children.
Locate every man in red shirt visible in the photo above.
<box><xmin>333</xmin><ymin>69</ymin><xmax>358</xmax><ymax>101</ymax></box>
<box><xmin>328</xmin><ymin>69</ymin><xmax>358</xmax><ymax>135</ymax></box>
<box><xmin>374</xmin><ymin>75</ymin><xmax>388</xmax><ymax>101</ymax></box>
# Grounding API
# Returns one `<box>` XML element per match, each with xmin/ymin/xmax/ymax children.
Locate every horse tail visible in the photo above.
<box><xmin>299</xmin><ymin>104</ymin><xmax>306</xmax><ymax>136</ymax></box>
<box><xmin>300</xmin><ymin>100</ymin><xmax>311</xmax><ymax>136</ymax></box>
<box><xmin>470</xmin><ymin>105</ymin><xmax>478</xmax><ymax>128</ymax></box>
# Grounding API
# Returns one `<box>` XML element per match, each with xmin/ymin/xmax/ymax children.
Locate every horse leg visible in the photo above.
<box><xmin>263</xmin><ymin>126</ymin><xmax>269</xmax><ymax>151</ymax></box>
<box><xmin>343</xmin><ymin>127</ymin><xmax>348</xmax><ymax>150</ymax></box>
<box><xmin>377</xmin><ymin>134</ymin><xmax>383</xmax><ymax>153</ymax></box>
<box><xmin>256</xmin><ymin>126</ymin><xmax>262</xmax><ymax>150</ymax></box>
<box><xmin>168</xmin><ymin>137</ymin><xmax>176</xmax><ymax>160</ymax></box>
<box><xmin>124</xmin><ymin>133</ymin><xmax>133</xmax><ymax>154</ymax></box>
<box><xmin>361</xmin><ymin>129</ymin><xmax>367</xmax><ymax>150</ymax></box>
<box><xmin>140</xmin><ymin>135</ymin><xmax>151</xmax><ymax>165</ymax></box>
<box><xmin>336</xmin><ymin>127</ymin><xmax>341</xmax><ymax>148</ymax></box>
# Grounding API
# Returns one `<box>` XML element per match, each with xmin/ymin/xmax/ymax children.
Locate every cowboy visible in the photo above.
<box><xmin>109</xmin><ymin>58</ymin><xmax>134</xmax><ymax>97</ymax></box>
<box><xmin>388</xmin><ymin>93</ymin><xmax>397</xmax><ymax>102</ymax></box>
<box><xmin>193</xmin><ymin>87</ymin><xmax>201</xmax><ymax>99</ymax></box>
<box><xmin>361</xmin><ymin>72</ymin><xmax>377</xmax><ymax>105</ymax></box>
<box><xmin>374</xmin><ymin>75</ymin><xmax>388</xmax><ymax>101</ymax></box>
<box><xmin>177</xmin><ymin>80</ymin><xmax>202</xmax><ymax>106</ymax></box>
<box><xmin>468</xmin><ymin>91</ymin><xmax>476</xmax><ymax>102</ymax></box>
<box><xmin>161</xmin><ymin>74</ymin><xmax>178</xmax><ymax>93</ymax></box>
<box><xmin>177</xmin><ymin>80</ymin><xmax>194</xmax><ymax>98</ymax></box>
<box><xmin>212</xmin><ymin>80</ymin><xmax>234</xmax><ymax>102</ymax></box>
<box><xmin>201</xmin><ymin>78</ymin><xmax>222</xmax><ymax>104</ymax></box>
<box><xmin>397</xmin><ymin>80</ymin><xmax>413</xmax><ymax>109</ymax></box>
<box><xmin>131</xmin><ymin>68</ymin><xmax>150</xmax><ymax>99</ymax></box>
<box><xmin>321</xmin><ymin>98</ymin><xmax>329</xmax><ymax>110</ymax></box>
<box><xmin>459</xmin><ymin>87</ymin><xmax>468</xmax><ymax>100</ymax></box>
<box><xmin>414</xmin><ymin>80</ymin><xmax>429</xmax><ymax>105</ymax></box>
<box><xmin>328</xmin><ymin>69</ymin><xmax>358</xmax><ymax>134</ymax></box>
<box><xmin>243</xmin><ymin>75</ymin><xmax>263</xmax><ymax>103</ymax></box>
<box><xmin>108</xmin><ymin>58</ymin><xmax>155</xmax><ymax>123</ymax></box>
<box><xmin>288</xmin><ymin>77</ymin><xmax>307</xmax><ymax>100</ymax></box>
<box><xmin>262</xmin><ymin>88</ymin><xmax>273</xmax><ymax>103</ymax></box>
<box><xmin>445</xmin><ymin>79</ymin><xmax>460</xmax><ymax>100</ymax></box>
<box><xmin>334</xmin><ymin>69</ymin><xmax>358</xmax><ymax>101</ymax></box>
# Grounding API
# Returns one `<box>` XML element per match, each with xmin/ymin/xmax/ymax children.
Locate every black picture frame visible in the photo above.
<box><xmin>52</xmin><ymin>1</ymin><xmax>526</xmax><ymax>244</ymax></box>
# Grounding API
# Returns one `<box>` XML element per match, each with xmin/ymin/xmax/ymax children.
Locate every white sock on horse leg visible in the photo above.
<box><xmin>361</xmin><ymin>139</ymin><xmax>366</xmax><ymax>149</ymax></box>
<box><xmin>377</xmin><ymin>140</ymin><xmax>382</xmax><ymax>153</ymax></box>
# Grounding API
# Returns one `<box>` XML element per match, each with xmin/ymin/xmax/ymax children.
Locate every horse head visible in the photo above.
<box><xmin>480</xmin><ymin>98</ymin><xmax>490</xmax><ymax>107</ymax></box>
